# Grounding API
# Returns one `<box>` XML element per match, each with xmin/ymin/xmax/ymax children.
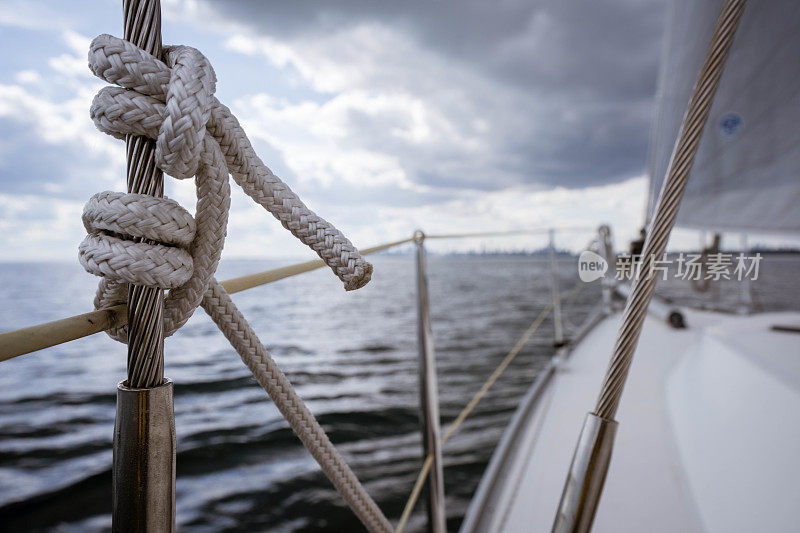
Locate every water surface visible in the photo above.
<box><xmin>0</xmin><ymin>254</ymin><xmax>795</xmax><ymax>531</ymax></box>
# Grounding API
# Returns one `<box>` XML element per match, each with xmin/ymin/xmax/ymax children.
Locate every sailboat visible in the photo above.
<box><xmin>460</xmin><ymin>1</ymin><xmax>800</xmax><ymax>531</ymax></box>
<box><xmin>0</xmin><ymin>0</ymin><xmax>798</xmax><ymax>532</ymax></box>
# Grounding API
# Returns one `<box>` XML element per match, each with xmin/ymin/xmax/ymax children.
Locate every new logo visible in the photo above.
<box><xmin>578</xmin><ymin>250</ymin><xmax>608</xmax><ymax>282</ymax></box>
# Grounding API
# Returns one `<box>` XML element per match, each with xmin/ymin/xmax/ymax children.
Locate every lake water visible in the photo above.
<box><xmin>0</xmin><ymin>253</ymin><xmax>796</xmax><ymax>531</ymax></box>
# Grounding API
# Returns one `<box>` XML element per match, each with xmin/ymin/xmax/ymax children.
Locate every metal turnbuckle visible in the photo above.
<box><xmin>552</xmin><ymin>413</ymin><xmax>618</xmax><ymax>533</ymax></box>
<box><xmin>113</xmin><ymin>378</ymin><xmax>176</xmax><ymax>532</ymax></box>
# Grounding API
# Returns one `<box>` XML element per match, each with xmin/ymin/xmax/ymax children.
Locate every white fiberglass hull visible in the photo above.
<box><xmin>461</xmin><ymin>308</ymin><xmax>800</xmax><ymax>532</ymax></box>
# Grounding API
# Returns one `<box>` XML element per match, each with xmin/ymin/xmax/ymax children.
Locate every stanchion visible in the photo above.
<box><xmin>414</xmin><ymin>231</ymin><xmax>447</xmax><ymax>533</ymax></box>
<box><xmin>113</xmin><ymin>1</ymin><xmax>176</xmax><ymax>530</ymax></box>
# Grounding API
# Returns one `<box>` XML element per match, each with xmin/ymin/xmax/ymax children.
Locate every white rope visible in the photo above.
<box><xmin>88</xmin><ymin>34</ymin><xmax>373</xmax><ymax>291</ymax></box>
<box><xmin>80</xmin><ymin>34</ymin><xmax>390</xmax><ymax>532</ymax></box>
<box><xmin>202</xmin><ymin>281</ymin><xmax>392</xmax><ymax>533</ymax></box>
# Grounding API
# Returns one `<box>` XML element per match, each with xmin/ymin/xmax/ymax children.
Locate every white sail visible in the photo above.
<box><xmin>647</xmin><ymin>0</ymin><xmax>800</xmax><ymax>234</ymax></box>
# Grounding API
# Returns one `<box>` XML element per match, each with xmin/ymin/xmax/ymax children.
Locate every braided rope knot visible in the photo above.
<box><xmin>90</xmin><ymin>35</ymin><xmax>216</xmax><ymax>180</ymax></box>
<box><xmin>80</xmin><ymin>191</ymin><xmax>195</xmax><ymax>289</ymax></box>
<box><xmin>84</xmin><ymin>35</ymin><xmax>231</xmax><ymax>341</ymax></box>
<box><xmin>82</xmin><ymin>34</ymin><xmax>373</xmax><ymax>341</ymax></box>
<box><xmin>81</xmin><ymin>34</ymin><xmax>389</xmax><ymax>531</ymax></box>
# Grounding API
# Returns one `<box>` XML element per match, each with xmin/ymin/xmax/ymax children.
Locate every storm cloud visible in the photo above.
<box><xmin>198</xmin><ymin>0</ymin><xmax>667</xmax><ymax>191</ymax></box>
<box><xmin>0</xmin><ymin>0</ymin><xmax>671</xmax><ymax>259</ymax></box>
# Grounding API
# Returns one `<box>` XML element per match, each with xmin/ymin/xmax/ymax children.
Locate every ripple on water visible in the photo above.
<box><xmin>0</xmin><ymin>255</ymin><xmax>795</xmax><ymax>531</ymax></box>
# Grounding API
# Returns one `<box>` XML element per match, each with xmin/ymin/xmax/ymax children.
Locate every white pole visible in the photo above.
<box><xmin>598</xmin><ymin>225</ymin><xmax>614</xmax><ymax>314</ymax></box>
<box><xmin>414</xmin><ymin>231</ymin><xmax>447</xmax><ymax>533</ymax></box>
<box><xmin>738</xmin><ymin>233</ymin><xmax>753</xmax><ymax>314</ymax></box>
<box><xmin>549</xmin><ymin>229</ymin><xmax>564</xmax><ymax>347</ymax></box>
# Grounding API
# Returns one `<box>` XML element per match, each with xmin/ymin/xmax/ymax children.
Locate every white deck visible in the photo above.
<box><xmin>461</xmin><ymin>308</ymin><xmax>800</xmax><ymax>532</ymax></box>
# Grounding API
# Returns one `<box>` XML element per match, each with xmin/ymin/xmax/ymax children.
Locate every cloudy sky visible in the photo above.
<box><xmin>1</xmin><ymin>0</ymin><xmax>786</xmax><ymax>261</ymax></box>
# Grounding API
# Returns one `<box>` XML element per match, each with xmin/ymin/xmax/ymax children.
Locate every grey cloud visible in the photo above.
<box><xmin>0</xmin><ymin>116</ymin><xmax>114</xmax><ymax>199</ymax></box>
<box><xmin>199</xmin><ymin>0</ymin><xmax>667</xmax><ymax>191</ymax></box>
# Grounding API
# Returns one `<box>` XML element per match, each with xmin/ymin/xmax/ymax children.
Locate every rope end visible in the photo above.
<box><xmin>343</xmin><ymin>261</ymin><xmax>373</xmax><ymax>291</ymax></box>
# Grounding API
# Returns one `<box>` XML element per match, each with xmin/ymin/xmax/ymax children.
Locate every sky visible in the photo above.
<box><xmin>0</xmin><ymin>0</ymin><xmax>794</xmax><ymax>261</ymax></box>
